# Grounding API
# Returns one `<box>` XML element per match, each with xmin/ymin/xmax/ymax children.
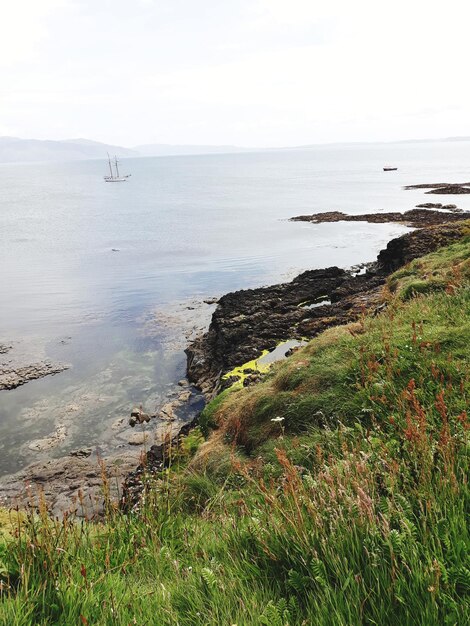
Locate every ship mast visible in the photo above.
<box><xmin>107</xmin><ymin>152</ymin><xmax>113</xmax><ymax>178</ymax></box>
<box><xmin>114</xmin><ymin>156</ymin><xmax>120</xmax><ymax>178</ymax></box>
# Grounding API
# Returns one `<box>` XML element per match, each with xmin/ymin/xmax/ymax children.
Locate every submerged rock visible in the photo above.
<box><xmin>128</xmin><ymin>432</ymin><xmax>151</xmax><ymax>446</ymax></box>
<box><xmin>177</xmin><ymin>390</ymin><xmax>191</xmax><ymax>403</ymax></box>
<box><xmin>158</xmin><ymin>402</ymin><xmax>178</xmax><ymax>421</ymax></box>
<box><xmin>28</xmin><ymin>425</ymin><xmax>68</xmax><ymax>452</ymax></box>
<box><xmin>0</xmin><ymin>361</ymin><xmax>69</xmax><ymax>391</ymax></box>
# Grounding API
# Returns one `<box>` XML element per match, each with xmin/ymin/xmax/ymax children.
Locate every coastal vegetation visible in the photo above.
<box><xmin>1</xmin><ymin>234</ymin><xmax>469</xmax><ymax>625</ymax></box>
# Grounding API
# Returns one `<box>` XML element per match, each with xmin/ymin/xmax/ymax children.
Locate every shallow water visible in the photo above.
<box><xmin>1</xmin><ymin>141</ymin><xmax>469</xmax><ymax>475</ymax></box>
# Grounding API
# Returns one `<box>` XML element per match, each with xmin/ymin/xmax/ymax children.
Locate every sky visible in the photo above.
<box><xmin>1</xmin><ymin>0</ymin><xmax>469</xmax><ymax>147</ymax></box>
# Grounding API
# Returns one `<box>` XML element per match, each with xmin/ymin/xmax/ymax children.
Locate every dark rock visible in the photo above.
<box><xmin>285</xmin><ymin>346</ymin><xmax>301</xmax><ymax>357</ymax></box>
<box><xmin>243</xmin><ymin>373</ymin><xmax>262</xmax><ymax>387</ymax></box>
<box><xmin>404</xmin><ymin>182</ymin><xmax>470</xmax><ymax>195</ymax></box>
<box><xmin>186</xmin><ymin>267</ymin><xmax>347</xmax><ymax>394</ymax></box>
<box><xmin>376</xmin><ymin>222</ymin><xmax>466</xmax><ymax>273</ymax></box>
<box><xmin>121</xmin><ymin>417</ymin><xmax>198</xmax><ymax>510</ymax></box>
<box><xmin>426</xmin><ymin>186</ymin><xmax>470</xmax><ymax>195</ymax></box>
<box><xmin>220</xmin><ymin>375</ymin><xmax>241</xmax><ymax>391</ymax></box>
<box><xmin>404</xmin><ymin>182</ymin><xmax>470</xmax><ymax>190</ymax></box>
<box><xmin>129</xmin><ymin>407</ymin><xmax>151</xmax><ymax>427</ymax></box>
<box><xmin>187</xmin><ymin>221</ymin><xmax>469</xmax><ymax>395</ymax></box>
<box><xmin>290</xmin><ymin>208</ymin><xmax>470</xmax><ymax>228</ymax></box>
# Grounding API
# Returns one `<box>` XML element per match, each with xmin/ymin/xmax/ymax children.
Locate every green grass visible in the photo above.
<box><xmin>1</xmin><ymin>237</ymin><xmax>469</xmax><ymax>625</ymax></box>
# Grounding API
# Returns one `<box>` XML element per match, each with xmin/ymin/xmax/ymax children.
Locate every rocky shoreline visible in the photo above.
<box><xmin>186</xmin><ymin>213</ymin><xmax>468</xmax><ymax>395</ymax></box>
<box><xmin>0</xmin><ymin>449</ymin><xmax>141</xmax><ymax>519</ymax></box>
<box><xmin>125</xmin><ymin>213</ymin><xmax>469</xmax><ymax>508</ymax></box>
<box><xmin>0</xmin><ymin>389</ymin><xmax>205</xmax><ymax>517</ymax></box>
<box><xmin>2</xmin><ymin>205</ymin><xmax>469</xmax><ymax>515</ymax></box>
<box><xmin>289</xmin><ymin>207</ymin><xmax>470</xmax><ymax>228</ymax></box>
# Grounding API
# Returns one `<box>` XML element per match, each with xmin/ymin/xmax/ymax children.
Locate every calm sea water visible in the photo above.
<box><xmin>1</xmin><ymin>141</ymin><xmax>469</xmax><ymax>475</ymax></box>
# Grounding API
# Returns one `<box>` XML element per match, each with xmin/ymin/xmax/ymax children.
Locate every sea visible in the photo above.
<box><xmin>1</xmin><ymin>140</ymin><xmax>469</xmax><ymax>476</ymax></box>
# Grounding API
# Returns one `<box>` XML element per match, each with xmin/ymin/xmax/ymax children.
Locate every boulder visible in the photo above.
<box><xmin>129</xmin><ymin>407</ymin><xmax>151</xmax><ymax>427</ymax></box>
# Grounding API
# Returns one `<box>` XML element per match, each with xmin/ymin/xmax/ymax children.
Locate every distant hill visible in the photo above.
<box><xmin>133</xmin><ymin>143</ymin><xmax>248</xmax><ymax>157</ymax></box>
<box><xmin>0</xmin><ymin>137</ymin><xmax>137</xmax><ymax>163</ymax></box>
<box><xmin>0</xmin><ymin>137</ymin><xmax>249</xmax><ymax>163</ymax></box>
<box><xmin>1</xmin><ymin>135</ymin><xmax>470</xmax><ymax>164</ymax></box>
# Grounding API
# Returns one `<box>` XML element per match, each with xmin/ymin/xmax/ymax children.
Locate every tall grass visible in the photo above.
<box><xmin>1</xmin><ymin>238</ymin><xmax>469</xmax><ymax>625</ymax></box>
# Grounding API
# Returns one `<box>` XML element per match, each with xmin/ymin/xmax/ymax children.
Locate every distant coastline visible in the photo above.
<box><xmin>2</xmin><ymin>134</ymin><xmax>470</xmax><ymax>164</ymax></box>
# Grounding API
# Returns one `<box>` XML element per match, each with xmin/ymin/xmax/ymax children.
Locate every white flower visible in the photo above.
<box><xmin>271</xmin><ymin>416</ymin><xmax>285</xmax><ymax>423</ymax></box>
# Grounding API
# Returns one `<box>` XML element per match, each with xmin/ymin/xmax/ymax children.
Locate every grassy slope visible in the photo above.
<box><xmin>1</xmin><ymin>236</ymin><xmax>469</xmax><ymax>625</ymax></box>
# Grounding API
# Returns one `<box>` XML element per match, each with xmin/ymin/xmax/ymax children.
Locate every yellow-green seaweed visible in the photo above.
<box><xmin>222</xmin><ymin>350</ymin><xmax>271</xmax><ymax>389</ymax></box>
<box><xmin>222</xmin><ymin>339</ymin><xmax>307</xmax><ymax>390</ymax></box>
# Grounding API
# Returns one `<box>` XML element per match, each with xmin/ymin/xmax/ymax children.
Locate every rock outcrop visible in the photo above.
<box><xmin>376</xmin><ymin>222</ymin><xmax>466</xmax><ymax>273</ymax></box>
<box><xmin>0</xmin><ymin>451</ymin><xmax>141</xmax><ymax>519</ymax></box>
<box><xmin>290</xmin><ymin>208</ymin><xmax>470</xmax><ymax>228</ymax></box>
<box><xmin>121</xmin><ymin>418</ymin><xmax>196</xmax><ymax>509</ymax></box>
<box><xmin>186</xmin><ymin>221</ymin><xmax>468</xmax><ymax>394</ymax></box>
<box><xmin>404</xmin><ymin>182</ymin><xmax>470</xmax><ymax>195</ymax></box>
<box><xmin>186</xmin><ymin>267</ymin><xmax>348</xmax><ymax>394</ymax></box>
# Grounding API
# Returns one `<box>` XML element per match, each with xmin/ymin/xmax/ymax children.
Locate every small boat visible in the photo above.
<box><xmin>383</xmin><ymin>166</ymin><xmax>398</xmax><ymax>171</ymax></box>
<box><xmin>104</xmin><ymin>153</ymin><xmax>131</xmax><ymax>182</ymax></box>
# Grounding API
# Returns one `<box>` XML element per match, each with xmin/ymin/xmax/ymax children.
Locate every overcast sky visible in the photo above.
<box><xmin>1</xmin><ymin>0</ymin><xmax>469</xmax><ymax>147</ymax></box>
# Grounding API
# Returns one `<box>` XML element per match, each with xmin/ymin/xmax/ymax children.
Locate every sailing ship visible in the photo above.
<box><xmin>104</xmin><ymin>153</ymin><xmax>131</xmax><ymax>182</ymax></box>
<box><xmin>383</xmin><ymin>166</ymin><xmax>398</xmax><ymax>171</ymax></box>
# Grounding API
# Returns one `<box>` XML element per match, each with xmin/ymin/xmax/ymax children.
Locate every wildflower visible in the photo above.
<box><xmin>270</xmin><ymin>416</ymin><xmax>285</xmax><ymax>423</ymax></box>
